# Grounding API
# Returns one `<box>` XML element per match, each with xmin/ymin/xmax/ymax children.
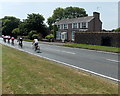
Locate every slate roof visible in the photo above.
<box><xmin>55</xmin><ymin>16</ymin><xmax>94</xmax><ymax>25</ymax></box>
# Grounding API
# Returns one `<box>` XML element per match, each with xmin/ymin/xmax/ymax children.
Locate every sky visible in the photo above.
<box><xmin>0</xmin><ymin>0</ymin><xmax>119</xmax><ymax>30</ymax></box>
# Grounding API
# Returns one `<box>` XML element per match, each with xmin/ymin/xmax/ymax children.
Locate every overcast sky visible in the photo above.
<box><xmin>0</xmin><ymin>0</ymin><xmax>119</xmax><ymax>30</ymax></box>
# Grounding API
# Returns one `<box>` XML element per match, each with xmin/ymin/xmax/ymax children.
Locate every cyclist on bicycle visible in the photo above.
<box><xmin>17</xmin><ymin>36</ymin><xmax>23</xmax><ymax>47</ymax></box>
<box><xmin>11</xmin><ymin>36</ymin><xmax>15</xmax><ymax>45</ymax></box>
<box><xmin>32</xmin><ymin>37</ymin><xmax>39</xmax><ymax>51</ymax></box>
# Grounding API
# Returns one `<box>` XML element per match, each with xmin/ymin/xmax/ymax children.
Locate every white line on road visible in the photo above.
<box><xmin>106</xmin><ymin>59</ymin><xmax>120</xmax><ymax>63</ymax></box>
<box><xmin>44</xmin><ymin>48</ymin><xmax>76</xmax><ymax>54</ymax></box>
<box><xmin>1</xmin><ymin>41</ymin><xmax>119</xmax><ymax>82</ymax></box>
<box><xmin>23</xmin><ymin>50</ymin><xmax>120</xmax><ymax>82</ymax></box>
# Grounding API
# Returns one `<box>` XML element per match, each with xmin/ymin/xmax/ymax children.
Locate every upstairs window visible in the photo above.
<box><xmin>63</xmin><ymin>24</ymin><xmax>68</xmax><ymax>29</ymax></box>
<box><xmin>61</xmin><ymin>24</ymin><xmax>63</xmax><ymax>29</ymax></box>
<box><xmin>80</xmin><ymin>22</ymin><xmax>88</xmax><ymax>29</ymax></box>
<box><xmin>72</xmin><ymin>23</ymin><xmax>78</xmax><ymax>29</ymax></box>
<box><xmin>57</xmin><ymin>25</ymin><xmax>60</xmax><ymax>29</ymax></box>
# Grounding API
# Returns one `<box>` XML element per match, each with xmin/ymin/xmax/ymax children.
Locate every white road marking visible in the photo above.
<box><xmin>106</xmin><ymin>59</ymin><xmax>119</xmax><ymax>63</ymax></box>
<box><xmin>1</xmin><ymin>40</ymin><xmax>119</xmax><ymax>82</ymax></box>
<box><xmin>44</xmin><ymin>48</ymin><xmax>76</xmax><ymax>54</ymax></box>
<box><xmin>22</xmin><ymin>50</ymin><xmax>120</xmax><ymax>82</ymax></box>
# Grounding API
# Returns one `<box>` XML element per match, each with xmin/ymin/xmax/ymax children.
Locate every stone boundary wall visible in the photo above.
<box><xmin>75</xmin><ymin>32</ymin><xmax>120</xmax><ymax>47</ymax></box>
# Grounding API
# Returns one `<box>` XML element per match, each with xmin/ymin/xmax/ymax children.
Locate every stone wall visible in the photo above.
<box><xmin>75</xmin><ymin>32</ymin><xmax>120</xmax><ymax>47</ymax></box>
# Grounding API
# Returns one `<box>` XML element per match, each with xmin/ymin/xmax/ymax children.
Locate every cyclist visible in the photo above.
<box><xmin>11</xmin><ymin>36</ymin><xmax>15</xmax><ymax>45</ymax></box>
<box><xmin>17</xmin><ymin>37</ymin><xmax>23</xmax><ymax>48</ymax></box>
<box><xmin>3</xmin><ymin>36</ymin><xmax>7</xmax><ymax>43</ymax></box>
<box><xmin>32</xmin><ymin>37</ymin><xmax>39</xmax><ymax>51</ymax></box>
<box><xmin>7</xmin><ymin>36</ymin><xmax>11</xmax><ymax>43</ymax></box>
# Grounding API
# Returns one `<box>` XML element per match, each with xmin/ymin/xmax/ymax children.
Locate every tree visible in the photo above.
<box><xmin>19</xmin><ymin>22</ymin><xmax>29</xmax><ymax>36</ymax></box>
<box><xmin>28</xmin><ymin>30</ymin><xmax>37</xmax><ymax>40</ymax></box>
<box><xmin>22</xmin><ymin>13</ymin><xmax>48</xmax><ymax>38</ymax></box>
<box><xmin>47</xmin><ymin>6</ymin><xmax>88</xmax><ymax>31</ymax></box>
<box><xmin>47</xmin><ymin>17</ymin><xmax>54</xmax><ymax>31</ymax></box>
<box><xmin>12</xmin><ymin>28</ymin><xmax>20</xmax><ymax>38</ymax></box>
<box><xmin>115</xmin><ymin>27</ymin><xmax>120</xmax><ymax>32</ymax></box>
<box><xmin>52</xmin><ymin>7</ymin><xmax>64</xmax><ymax>21</ymax></box>
<box><xmin>2</xmin><ymin>16</ymin><xmax>20</xmax><ymax>36</ymax></box>
<box><xmin>64</xmin><ymin>7</ymin><xmax>88</xmax><ymax>18</ymax></box>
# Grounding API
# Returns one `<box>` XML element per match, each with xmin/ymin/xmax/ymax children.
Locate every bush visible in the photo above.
<box><xmin>45</xmin><ymin>34</ymin><xmax>54</xmax><ymax>42</ymax></box>
<box><xmin>28</xmin><ymin>30</ymin><xmax>37</xmax><ymax>40</ymax></box>
<box><xmin>32</xmin><ymin>34</ymin><xmax>39</xmax><ymax>39</ymax></box>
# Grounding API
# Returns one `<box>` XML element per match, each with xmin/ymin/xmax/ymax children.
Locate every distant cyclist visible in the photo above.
<box><xmin>11</xmin><ymin>36</ymin><xmax>15</xmax><ymax>45</ymax></box>
<box><xmin>7</xmin><ymin>36</ymin><xmax>11</xmax><ymax>43</ymax></box>
<box><xmin>17</xmin><ymin>36</ymin><xmax>23</xmax><ymax>48</ymax></box>
<box><xmin>3</xmin><ymin>36</ymin><xmax>7</xmax><ymax>43</ymax></box>
<box><xmin>32</xmin><ymin>37</ymin><xmax>39</xmax><ymax>51</ymax></box>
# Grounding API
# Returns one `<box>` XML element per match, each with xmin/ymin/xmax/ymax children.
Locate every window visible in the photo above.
<box><xmin>72</xmin><ymin>31</ymin><xmax>75</xmax><ymax>41</ymax></box>
<box><xmin>63</xmin><ymin>24</ymin><xmax>68</xmax><ymax>29</ymax></box>
<box><xmin>57</xmin><ymin>25</ymin><xmax>60</xmax><ymax>29</ymax></box>
<box><xmin>82</xmin><ymin>22</ymin><xmax>86</xmax><ymax>29</ymax></box>
<box><xmin>80</xmin><ymin>22</ymin><xmax>88</xmax><ymax>29</ymax></box>
<box><xmin>61</xmin><ymin>24</ymin><xmax>64</xmax><ymax>29</ymax></box>
<box><xmin>72</xmin><ymin>23</ymin><xmax>78</xmax><ymax>29</ymax></box>
<box><xmin>56</xmin><ymin>31</ymin><xmax>61</xmax><ymax>40</ymax></box>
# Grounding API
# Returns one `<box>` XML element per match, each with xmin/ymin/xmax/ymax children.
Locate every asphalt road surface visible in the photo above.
<box><xmin>0</xmin><ymin>38</ymin><xmax>119</xmax><ymax>82</ymax></box>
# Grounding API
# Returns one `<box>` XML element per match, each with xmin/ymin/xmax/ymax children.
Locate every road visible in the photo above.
<box><xmin>0</xmin><ymin>38</ymin><xmax>119</xmax><ymax>82</ymax></box>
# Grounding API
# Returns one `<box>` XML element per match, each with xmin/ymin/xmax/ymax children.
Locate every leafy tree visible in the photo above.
<box><xmin>47</xmin><ymin>6</ymin><xmax>88</xmax><ymax>31</ymax></box>
<box><xmin>47</xmin><ymin>17</ymin><xmax>54</xmax><ymax>30</ymax></box>
<box><xmin>19</xmin><ymin>22</ymin><xmax>29</xmax><ymax>36</ymax></box>
<box><xmin>53</xmin><ymin>25</ymin><xmax>58</xmax><ymax>39</ymax></box>
<box><xmin>115</xmin><ymin>27</ymin><xmax>120</xmax><ymax>31</ymax></box>
<box><xmin>22</xmin><ymin>13</ymin><xmax>48</xmax><ymax>38</ymax></box>
<box><xmin>64</xmin><ymin>7</ymin><xmax>88</xmax><ymax>18</ymax></box>
<box><xmin>12</xmin><ymin>28</ymin><xmax>20</xmax><ymax>38</ymax></box>
<box><xmin>52</xmin><ymin>7</ymin><xmax>64</xmax><ymax>21</ymax></box>
<box><xmin>2</xmin><ymin>16</ymin><xmax>20</xmax><ymax>36</ymax></box>
<box><xmin>28</xmin><ymin>30</ymin><xmax>37</xmax><ymax>40</ymax></box>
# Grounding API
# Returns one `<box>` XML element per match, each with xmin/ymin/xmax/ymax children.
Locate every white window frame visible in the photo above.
<box><xmin>82</xmin><ymin>22</ymin><xmax>88</xmax><ymax>29</ymax></box>
<box><xmin>72</xmin><ymin>31</ymin><xmax>75</xmax><ymax>41</ymax></box>
<box><xmin>57</xmin><ymin>25</ymin><xmax>61</xmax><ymax>29</ymax></box>
<box><xmin>61</xmin><ymin>24</ymin><xmax>63</xmax><ymax>29</ymax></box>
<box><xmin>56</xmin><ymin>31</ymin><xmax>61</xmax><ymax>40</ymax></box>
<box><xmin>72</xmin><ymin>23</ymin><xmax>78</xmax><ymax>29</ymax></box>
<box><xmin>63</xmin><ymin>24</ymin><xmax>68</xmax><ymax>29</ymax></box>
<box><xmin>79</xmin><ymin>22</ymin><xmax>88</xmax><ymax>29</ymax></box>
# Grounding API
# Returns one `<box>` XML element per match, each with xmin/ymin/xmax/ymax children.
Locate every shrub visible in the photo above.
<box><xmin>28</xmin><ymin>30</ymin><xmax>37</xmax><ymax>40</ymax></box>
<box><xmin>45</xmin><ymin>34</ymin><xmax>54</xmax><ymax>42</ymax></box>
<box><xmin>32</xmin><ymin>34</ymin><xmax>39</xmax><ymax>39</ymax></box>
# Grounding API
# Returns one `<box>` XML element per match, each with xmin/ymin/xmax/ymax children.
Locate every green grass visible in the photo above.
<box><xmin>2</xmin><ymin>44</ymin><xmax>118</xmax><ymax>94</ymax></box>
<box><xmin>63</xmin><ymin>43</ymin><xmax>120</xmax><ymax>53</ymax></box>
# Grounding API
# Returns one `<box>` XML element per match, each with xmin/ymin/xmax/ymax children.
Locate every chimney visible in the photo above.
<box><xmin>93</xmin><ymin>12</ymin><xmax>100</xmax><ymax>19</ymax></box>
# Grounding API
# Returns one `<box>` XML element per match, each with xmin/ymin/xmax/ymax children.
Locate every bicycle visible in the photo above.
<box><xmin>33</xmin><ymin>44</ymin><xmax>40</xmax><ymax>53</ymax></box>
<box><xmin>19</xmin><ymin>42</ymin><xmax>23</xmax><ymax>48</ymax></box>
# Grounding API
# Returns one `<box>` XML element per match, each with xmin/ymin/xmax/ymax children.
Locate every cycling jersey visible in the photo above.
<box><xmin>34</xmin><ymin>39</ymin><xmax>38</xmax><ymax>43</ymax></box>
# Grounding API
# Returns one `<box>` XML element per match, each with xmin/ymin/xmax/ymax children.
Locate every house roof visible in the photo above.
<box><xmin>55</xmin><ymin>16</ymin><xmax>94</xmax><ymax>25</ymax></box>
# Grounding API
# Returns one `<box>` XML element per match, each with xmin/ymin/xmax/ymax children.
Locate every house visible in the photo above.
<box><xmin>55</xmin><ymin>12</ymin><xmax>102</xmax><ymax>41</ymax></box>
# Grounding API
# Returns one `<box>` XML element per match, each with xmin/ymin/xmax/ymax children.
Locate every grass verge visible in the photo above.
<box><xmin>63</xmin><ymin>43</ymin><xmax>120</xmax><ymax>53</ymax></box>
<box><xmin>2</xmin><ymin>45</ymin><xmax>118</xmax><ymax>94</ymax></box>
